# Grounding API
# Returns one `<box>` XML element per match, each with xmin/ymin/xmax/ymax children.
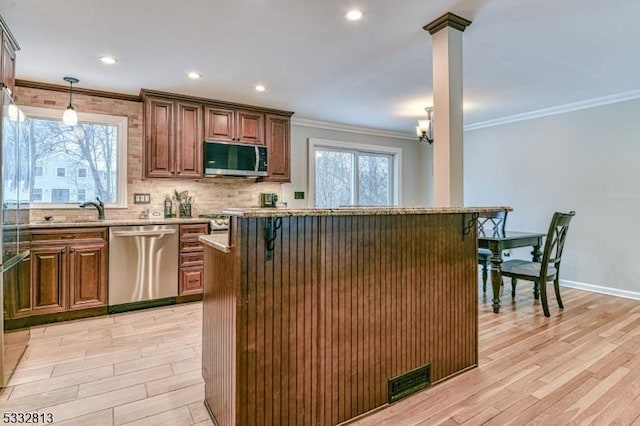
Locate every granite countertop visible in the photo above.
<box><xmin>200</xmin><ymin>233</ymin><xmax>230</xmax><ymax>253</ymax></box>
<box><xmin>223</xmin><ymin>206</ymin><xmax>512</xmax><ymax>218</ymax></box>
<box><xmin>28</xmin><ymin>217</ymin><xmax>211</xmax><ymax>229</ymax></box>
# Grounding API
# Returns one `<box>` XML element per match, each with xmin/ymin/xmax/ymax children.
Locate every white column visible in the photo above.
<box><xmin>424</xmin><ymin>13</ymin><xmax>471</xmax><ymax>207</ymax></box>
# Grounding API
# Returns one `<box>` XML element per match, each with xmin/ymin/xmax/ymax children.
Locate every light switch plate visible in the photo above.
<box><xmin>134</xmin><ymin>193</ymin><xmax>151</xmax><ymax>204</ymax></box>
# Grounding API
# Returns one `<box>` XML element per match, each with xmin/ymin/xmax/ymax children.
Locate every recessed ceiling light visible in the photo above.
<box><xmin>99</xmin><ymin>55</ymin><xmax>117</xmax><ymax>65</ymax></box>
<box><xmin>188</xmin><ymin>71</ymin><xmax>202</xmax><ymax>79</ymax></box>
<box><xmin>255</xmin><ymin>84</ymin><xmax>266</xmax><ymax>92</ymax></box>
<box><xmin>346</xmin><ymin>9</ymin><xmax>363</xmax><ymax>21</ymax></box>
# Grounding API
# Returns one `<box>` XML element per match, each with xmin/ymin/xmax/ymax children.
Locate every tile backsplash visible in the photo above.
<box><xmin>15</xmin><ymin>86</ymin><xmax>281</xmax><ymax>222</ymax></box>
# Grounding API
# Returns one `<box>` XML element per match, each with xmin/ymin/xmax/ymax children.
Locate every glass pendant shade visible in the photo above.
<box><xmin>416</xmin><ymin>107</ymin><xmax>434</xmax><ymax>144</ymax></box>
<box><xmin>63</xmin><ymin>105</ymin><xmax>78</xmax><ymax>126</ymax></box>
<box><xmin>62</xmin><ymin>76</ymin><xmax>79</xmax><ymax>126</ymax></box>
<box><xmin>416</xmin><ymin>119</ymin><xmax>430</xmax><ymax>135</ymax></box>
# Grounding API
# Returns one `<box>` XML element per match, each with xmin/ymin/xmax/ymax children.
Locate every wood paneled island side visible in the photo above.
<box><xmin>200</xmin><ymin>207</ymin><xmax>507</xmax><ymax>425</ymax></box>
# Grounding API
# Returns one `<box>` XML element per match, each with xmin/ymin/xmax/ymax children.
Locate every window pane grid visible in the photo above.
<box><xmin>27</xmin><ymin>116</ymin><xmax>119</xmax><ymax>204</ymax></box>
<box><xmin>314</xmin><ymin>147</ymin><xmax>393</xmax><ymax>208</ymax></box>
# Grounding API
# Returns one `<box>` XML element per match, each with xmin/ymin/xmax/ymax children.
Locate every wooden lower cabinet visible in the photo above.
<box><xmin>30</xmin><ymin>245</ymin><xmax>67</xmax><ymax>315</ymax></box>
<box><xmin>2</xmin><ymin>254</ymin><xmax>31</xmax><ymax>319</ymax></box>
<box><xmin>68</xmin><ymin>240</ymin><xmax>108</xmax><ymax>310</ymax></box>
<box><xmin>178</xmin><ymin>223</ymin><xmax>208</xmax><ymax>297</ymax></box>
<box><xmin>12</xmin><ymin>228</ymin><xmax>109</xmax><ymax>319</ymax></box>
<box><xmin>179</xmin><ymin>266</ymin><xmax>203</xmax><ymax>296</ymax></box>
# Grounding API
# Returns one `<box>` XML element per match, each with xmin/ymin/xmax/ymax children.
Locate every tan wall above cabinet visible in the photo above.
<box><xmin>1</xmin><ymin>15</ymin><xmax>20</xmax><ymax>97</ymax></box>
<box><xmin>141</xmin><ymin>89</ymin><xmax>293</xmax><ymax>182</ymax></box>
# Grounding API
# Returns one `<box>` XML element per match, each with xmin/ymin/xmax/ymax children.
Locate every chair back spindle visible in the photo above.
<box><xmin>477</xmin><ymin>210</ymin><xmax>508</xmax><ymax>237</ymax></box>
<box><xmin>539</xmin><ymin>211</ymin><xmax>575</xmax><ymax>282</ymax></box>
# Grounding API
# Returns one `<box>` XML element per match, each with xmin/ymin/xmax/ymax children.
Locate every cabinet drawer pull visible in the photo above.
<box><xmin>61</xmin><ymin>235</ymin><xmax>76</xmax><ymax>239</ymax></box>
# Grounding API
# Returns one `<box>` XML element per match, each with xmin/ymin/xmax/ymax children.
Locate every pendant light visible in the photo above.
<box><xmin>62</xmin><ymin>76</ymin><xmax>79</xmax><ymax>126</ymax></box>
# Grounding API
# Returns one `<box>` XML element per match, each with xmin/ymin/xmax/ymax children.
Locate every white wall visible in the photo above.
<box><xmin>464</xmin><ymin>98</ymin><xmax>640</xmax><ymax>295</ymax></box>
<box><xmin>282</xmin><ymin>122</ymin><xmax>423</xmax><ymax>208</ymax></box>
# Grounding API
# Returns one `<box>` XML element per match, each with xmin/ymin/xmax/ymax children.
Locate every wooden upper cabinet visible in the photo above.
<box><xmin>204</xmin><ymin>106</ymin><xmax>234</xmax><ymax>141</ymax></box>
<box><xmin>204</xmin><ymin>107</ymin><xmax>264</xmax><ymax>144</ymax></box>
<box><xmin>235</xmin><ymin>110</ymin><xmax>264</xmax><ymax>145</ymax></box>
<box><xmin>142</xmin><ymin>89</ymin><xmax>292</xmax><ymax>179</ymax></box>
<box><xmin>0</xmin><ymin>18</ymin><xmax>19</xmax><ymax>97</ymax></box>
<box><xmin>144</xmin><ymin>95</ymin><xmax>203</xmax><ymax>178</ymax></box>
<box><xmin>175</xmin><ymin>101</ymin><xmax>203</xmax><ymax>178</ymax></box>
<box><xmin>264</xmin><ymin>114</ymin><xmax>291</xmax><ymax>182</ymax></box>
<box><xmin>145</xmin><ymin>96</ymin><xmax>175</xmax><ymax>178</ymax></box>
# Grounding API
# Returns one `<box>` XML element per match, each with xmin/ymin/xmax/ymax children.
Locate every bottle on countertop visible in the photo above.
<box><xmin>164</xmin><ymin>195</ymin><xmax>173</xmax><ymax>218</ymax></box>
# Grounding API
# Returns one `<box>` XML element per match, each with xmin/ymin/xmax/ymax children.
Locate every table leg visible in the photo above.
<box><xmin>531</xmin><ymin>240</ymin><xmax>542</xmax><ymax>262</ymax></box>
<box><xmin>490</xmin><ymin>253</ymin><xmax>503</xmax><ymax>313</ymax></box>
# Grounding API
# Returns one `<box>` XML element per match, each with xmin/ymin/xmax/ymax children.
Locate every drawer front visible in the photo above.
<box><xmin>180</xmin><ymin>239</ymin><xmax>204</xmax><ymax>253</ymax></box>
<box><xmin>179</xmin><ymin>223</ymin><xmax>209</xmax><ymax>239</ymax></box>
<box><xmin>31</xmin><ymin>228</ymin><xmax>108</xmax><ymax>242</ymax></box>
<box><xmin>180</xmin><ymin>252</ymin><xmax>204</xmax><ymax>267</ymax></box>
<box><xmin>179</xmin><ymin>266</ymin><xmax>203</xmax><ymax>296</ymax></box>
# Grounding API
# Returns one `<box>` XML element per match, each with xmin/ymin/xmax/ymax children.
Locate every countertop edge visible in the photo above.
<box><xmin>27</xmin><ymin>217</ymin><xmax>211</xmax><ymax>229</ymax></box>
<box><xmin>222</xmin><ymin>206</ymin><xmax>512</xmax><ymax>218</ymax></box>
<box><xmin>200</xmin><ymin>234</ymin><xmax>231</xmax><ymax>253</ymax></box>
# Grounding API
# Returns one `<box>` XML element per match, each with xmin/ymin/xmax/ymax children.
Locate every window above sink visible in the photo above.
<box><xmin>19</xmin><ymin>105</ymin><xmax>128</xmax><ymax>208</ymax></box>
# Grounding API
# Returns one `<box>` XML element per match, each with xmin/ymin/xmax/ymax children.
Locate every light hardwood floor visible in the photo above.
<box><xmin>2</xmin><ymin>283</ymin><xmax>640</xmax><ymax>425</ymax></box>
<box><xmin>1</xmin><ymin>303</ymin><xmax>213</xmax><ymax>425</ymax></box>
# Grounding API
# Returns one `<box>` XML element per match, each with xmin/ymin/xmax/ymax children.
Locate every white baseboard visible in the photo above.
<box><xmin>560</xmin><ymin>279</ymin><xmax>640</xmax><ymax>302</ymax></box>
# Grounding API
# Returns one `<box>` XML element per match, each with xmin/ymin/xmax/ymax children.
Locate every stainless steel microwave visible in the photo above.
<box><xmin>203</xmin><ymin>140</ymin><xmax>268</xmax><ymax>177</ymax></box>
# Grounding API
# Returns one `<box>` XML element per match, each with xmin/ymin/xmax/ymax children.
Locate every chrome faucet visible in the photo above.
<box><xmin>79</xmin><ymin>197</ymin><xmax>105</xmax><ymax>220</ymax></box>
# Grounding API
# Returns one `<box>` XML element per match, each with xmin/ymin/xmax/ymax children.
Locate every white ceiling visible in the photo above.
<box><xmin>2</xmin><ymin>0</ymin><xmax>640</xmax><ymax>134</ymax></box>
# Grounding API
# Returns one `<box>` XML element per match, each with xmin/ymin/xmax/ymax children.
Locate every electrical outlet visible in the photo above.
<box><xmin>134</xmin><ymin>193</ymin><xmax>151</xmax><ymax>204</ymax></box>
<box><xmin>294</xmin><ymin>191</ymin><xmax>305</xmax><ymax>200</ymax></box>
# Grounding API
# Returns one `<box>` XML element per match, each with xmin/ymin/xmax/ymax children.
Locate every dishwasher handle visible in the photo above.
<box><xmin>111</xmin><ymin>229</ymin><xmax>177</xmax><ymax>238</ymax></box>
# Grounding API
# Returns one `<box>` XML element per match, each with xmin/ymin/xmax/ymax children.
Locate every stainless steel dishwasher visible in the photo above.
<box><xmin>108</xmin><ymin>225</ymin><xmax>179</xmax><ymax>311</ymax></box>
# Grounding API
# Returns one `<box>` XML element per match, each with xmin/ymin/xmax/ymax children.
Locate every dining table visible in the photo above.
<box><xmin>478</xmin><ymin>230</ymin><xmax>546</xmax><ymax>313</ymax></box>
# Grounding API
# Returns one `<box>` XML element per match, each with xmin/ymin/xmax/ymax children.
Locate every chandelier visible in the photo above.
<box><xmin>416</xmin><ymin>107</ymin><xmax>433</xmax><ymax>144</ymax></box>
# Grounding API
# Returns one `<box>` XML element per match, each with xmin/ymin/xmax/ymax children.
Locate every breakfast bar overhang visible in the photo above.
<box><xmin>200</xmin><ymin>207</ymin><xmax>508</xmax><ymax>425</ymax></box>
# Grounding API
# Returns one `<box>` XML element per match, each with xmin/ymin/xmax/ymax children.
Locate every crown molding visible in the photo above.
<box><xmin>465</xmin><ymin>89</ymin><xmax>640</xmax><ymax>131</ymax></box>
<box><xmin>16</xmin><ymin>79</ymin><xmax>141</xmax><ymax>102</ymax></box>
<box><xmin>292</xmin><ymin>117</ymin><xmax>415</xmax><ymax>141</ymax></box>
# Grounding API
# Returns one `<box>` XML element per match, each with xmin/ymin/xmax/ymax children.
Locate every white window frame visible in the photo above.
<box><xmin>20</xmin><ymin>106</ymin><xmax>128</xmax><ymax>208</ymax></box>
<box><xmin>308</xmin><ymin>138</ymin><xmax>402</xmax><ymax>208</ymax></box>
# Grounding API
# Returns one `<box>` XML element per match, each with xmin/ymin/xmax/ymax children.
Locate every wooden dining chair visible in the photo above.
<box><xmin>477</xmin><ymin>209</ymin><xmax>508</xmax><ymax>292</ymax></box>
<box><xmin>501</xmin><ymin>211</ymin><xmax>575</xmax><ymax>317</ymax></box>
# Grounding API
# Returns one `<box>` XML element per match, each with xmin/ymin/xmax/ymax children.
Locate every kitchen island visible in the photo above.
<box><xmin>200</xmin><ymin>207</ymin><xmax>507</xmax><ymax>425</ymax></box>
